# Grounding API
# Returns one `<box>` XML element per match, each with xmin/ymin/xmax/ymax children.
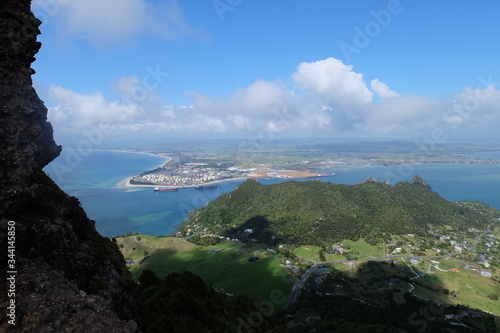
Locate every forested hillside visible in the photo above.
<box><xmin>180</xmin><ymin>176</ymin><xmax>491</xmax><ymax>246</ymax></box>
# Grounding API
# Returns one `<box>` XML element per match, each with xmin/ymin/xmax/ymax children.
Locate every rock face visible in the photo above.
<box><xmin>0</xmin><ymin>0</ymin><xmax>61</xmax><ymax>210</ymax></box>
<box><xmin>411</xmin><ymin>175</ymin><xmax>432</xmax><ymax>190</ymax></box>
<box><xmin>0</xmin><ymin>1</ymin><xmax>142</xmax><ymax>331</ymax></box>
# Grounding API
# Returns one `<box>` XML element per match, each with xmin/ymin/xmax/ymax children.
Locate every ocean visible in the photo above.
<box><xmin>45</xmin><ymin>149</ymin><xmax>500</xmax><ymax>237</ymax></box>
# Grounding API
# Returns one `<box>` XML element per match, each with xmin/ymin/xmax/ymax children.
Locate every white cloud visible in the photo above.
<box><xmin>292</xmin><ymin>57</ymin><xmax>373</xmax><ymax>109</ymax></box>
<box><xmin>446</xmin><ymin>85</ymin><xmax>500</xmax><ymax>131</ymax></box>
<box><xmin>359</xmin><ymin>95</ymin><xmax>446</xmax><ymax>134</ymax></box>
<box><xmin>46</xmin><ymin>57</ymin><xmax>500</xmax><ymax>140</ymax></box>
<box><xmin>187</xmin><ymin>79</ymin><xmax>299</xmax><ymax>133</ymax></box>
<box><xmin>371</xmin><ymin>79</ymin><xmax>400</xmax><ymax>99</ymax></box>
<box><xmin>48</xmin><ymin>85</ymin><xmax>141</xmax><ymax>127</ymax></box>
<box><xmin>35</xmin><ymin>0</ymin><xmax>198</xmax><ymax>46</ymax></box>
<box><xmin>111</xmin><ymin>76</ymin><xmax>164</xmax><ymax>121</ymax></box>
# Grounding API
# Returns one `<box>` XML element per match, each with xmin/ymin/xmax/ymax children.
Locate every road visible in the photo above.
<box><xmin>470</xmin><ymin>221</ymin><xmax>496</xmax><ymax>252</ymax></box>
<box><xmin>285</xmin><ymin>220</ymin><xmax>498</xmax><ymax>308</ymax></box>
<box><xmin>285</xmin><ymin>254</ymin><xmax>456</xmax><ymax>308</ymax></box>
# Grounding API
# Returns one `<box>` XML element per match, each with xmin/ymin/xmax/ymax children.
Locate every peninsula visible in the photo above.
<box><xmin>117</xmin><ymin>140</ymin><xmax>500</xmax><ymax>188</ymax></box>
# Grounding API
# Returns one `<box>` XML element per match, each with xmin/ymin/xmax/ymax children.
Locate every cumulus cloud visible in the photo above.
<box><xmin>292</xmin><ymin>57</ymin><xmax>373</xmax><ymax>110</ymax></box>
<box><xmin>48</xmin><ymin>85</ymin><xmax>141</xmax><ymax>127</ymax></box>
<box><xmin>359</xmin><ymin>95</ymin><xmax>446</xmax><ymax>134</ymax></box>
<box><xmin>111</xmin><ymin>76</ymin><xmax>164</xmax><ymax>121</ymax></box>
<box><xmin>187</xmin><ymin>79</ymin><xmax>299</xmax><ymax>133</ymax></box>
<box><xmin>33</xmin><ymin>0</ymin><xmax>198</xmax><ymax>46</ymax></box>
<box><xmin>46</xmin><ymin>57</ymin><xmax>500</xmax><ymax>140</ymax></box>
<box><xmin>445</xmin><ymin>85</ymin><xmax>500</xmax><ymax>130</ymax></box>
<box><xmin>371</xmin><ymin>79</ymin><xmax>400</xmax><ymax>99</ymax></box>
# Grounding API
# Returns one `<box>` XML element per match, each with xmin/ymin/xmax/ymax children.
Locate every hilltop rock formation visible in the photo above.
<box><xmin>411</xmin><ymin>174</ymin><xmax>432</xmax><ymax>190</ymax></box>
<box><xmin>0</xmin><ymin>1</ymin><xmax>142</xmax><ymax>331</ymax></box>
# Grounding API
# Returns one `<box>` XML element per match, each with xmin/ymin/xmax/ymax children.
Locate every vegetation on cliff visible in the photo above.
<box><xmin>139</xmin><ymin>270</ymin><xmax>284</xmax><ymax>332</ymax></box>
<box><xmin>180</xmin><ymin>177</ymin><xmax>491</xmax><ymax>246</ymax></box>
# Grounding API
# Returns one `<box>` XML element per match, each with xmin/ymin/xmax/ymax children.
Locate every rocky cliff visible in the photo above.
<box><xmin>0</xmin><ymin>1</ymin><xmax>142</xmax><ymax>331</ymax></box>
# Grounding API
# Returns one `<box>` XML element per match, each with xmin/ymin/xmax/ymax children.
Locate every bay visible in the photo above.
<box><xmin>45</xmin><ymin>149</ymin><xmax>500</xmax><ymax>237</ymax></box>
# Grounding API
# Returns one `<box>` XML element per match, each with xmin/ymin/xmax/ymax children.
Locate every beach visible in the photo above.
<box><xmin>115</xmin><ymin>175</ymin><xmax>250</xmax><ymax>189</ymax></box>
<box><xmin>46</xmin><ymin>149</ymin><xmax>500</xmax><ymax>237</ymax></box>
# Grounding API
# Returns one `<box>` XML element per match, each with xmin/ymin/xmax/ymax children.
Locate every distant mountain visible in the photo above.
<box><xmin>180</xmin><ymin>176</ymin><xmax>492</xmax><ymax>245</ymax></box>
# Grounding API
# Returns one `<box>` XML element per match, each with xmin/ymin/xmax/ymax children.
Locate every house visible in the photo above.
<box><xmin>392</xmin><ymin>247</ymin><xmax>402</xmax><ymax>254</ymax></box>
<box><xmin>480</xmin><ymin>270</ymin><xmax>492</xmax><ymax>277</ymax></box>
<box><xmin>468</xmin><ymin>266</ymin><xmax>477</xmax><ymax>271</ymax></box>
<box><xmin>331</xmin><ymin>244</ymin><xmax>347</xmax><ymax>254</ymax></box>
<box><xmin>410</xmin><ymin>258</ymin><xmax>420</xmax><ymax>265</ymax></box>
<box><xmin>451</xmin><ymin>268</ymin><xmax>460</xmax><ymax>272</ymax></box>
<box><xmin>320</xmin><ymin>268</ymin><xmax>331</xmax><ymax>274</ymax></box>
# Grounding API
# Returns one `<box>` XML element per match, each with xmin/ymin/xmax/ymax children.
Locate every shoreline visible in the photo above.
<box><xmin>113</xmin><ymin>157</ymin><xmax>500</xmax><ymax>191</ymax></box>
<box><xmin>114</xmin><ymin>163</ymin><xmax>392</xmax><ymax>190</ymax></box>
<box><xmin>115</xmin><ymin>175</ymin><xmax>251</xmax><ymax>189</ymax></box>
<box><xmin>92</xmin><ymin>148</ymin><xmax>173</xmax><ymax>168</ymax></box>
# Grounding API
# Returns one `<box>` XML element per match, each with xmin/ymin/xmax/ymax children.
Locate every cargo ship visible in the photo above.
<box><xmin>194</xmin><ymin>184</ymin><xmax>218</xmax><ymax>190</ymax></box>
<box><xmin>154</xmin><ymin>186</ymin><xmax>178</xmax><ymax>192</ymax></box>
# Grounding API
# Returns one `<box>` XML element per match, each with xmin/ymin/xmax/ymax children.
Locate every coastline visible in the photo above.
<box><xmin>93</xmin><ymin>148</ymin><xmax>173</xmax><ymax>168</ymax></box>
<box><xmin>114</xmin><ymin>158</ymin><xmax>500</xmax><ymax>191</ymax></box>
<box><xmin>114</xmin><ymin>161</ymin><xmax>370</xmax><ymax>190</ymax></box>
<box><xmin>115</xmin><ymin>175</ymin><xmax>251</xmax><ymax>189</ymax></box>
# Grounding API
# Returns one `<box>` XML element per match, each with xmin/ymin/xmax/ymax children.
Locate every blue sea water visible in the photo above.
<box><xmin>45</xmin><ymin>149</ymin><xmax>500</xmax><ymax>237</ymax></box>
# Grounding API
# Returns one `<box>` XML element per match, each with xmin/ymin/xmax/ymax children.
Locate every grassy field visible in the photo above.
<box><xmin>117</xmin><ymin>234</ymin><xmax>197</xmax><ymax>260</ymax></box>
<box><xmin>294</xmin><ymin>245</ymin><xmax>346</xmax><ymax>262</ymax></box>
<box><xmin>294</xmin><ymin>239</ymin><xmax>384</xmax><ymax>262</ymax></box>
<box><xmin>342</xmin><ymin>239</ymin><xmax>384</xmax><ymax>258</ymax></box>
<box><xmin>405</xmin><ymin>257</ymin><xmax>500</xmax><ymax>315</ymax></box>
<box><xmin>116</xmin><ymin>236</ymin><xmax>295</xmax><ymax>304</ymax></box>
<box><xmin>294</xmin><ymin>241</ymin><xmax>500</xmax><ymax>316</ymax></box>
<box><xmin>116</xmin><ymin>235</ymin><xmax>498</xmax><ymax>315</ymax></box>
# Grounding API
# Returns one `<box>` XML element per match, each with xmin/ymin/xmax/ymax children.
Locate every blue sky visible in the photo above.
<box><xmin>31</xmin><ymin>0</ymin><xmax>500</xmax><ymax>143</ymax></box>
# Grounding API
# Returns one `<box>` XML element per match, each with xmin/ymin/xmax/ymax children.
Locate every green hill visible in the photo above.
<box><xmin>180</xmin><ymin>176</ymin><xmax>492</xmax><ymax>246</ymax></box>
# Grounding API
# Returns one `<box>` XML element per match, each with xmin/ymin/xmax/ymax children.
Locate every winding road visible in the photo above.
<box><xmin>285</xmin><ymin>220</ymin><xmax>497</xmax><ymax>308</ymax></box>
<box><xmin>286</xmin><ymin>254</ymin><xmax>455</xmax><ymax>308</ymax></box>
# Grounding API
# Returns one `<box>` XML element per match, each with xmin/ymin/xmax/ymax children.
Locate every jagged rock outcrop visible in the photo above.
<box><xmin>0</xmin><ymin>1</ymin><xmax>143</xmax><ymax>331</ymax></box>
<box><xmin>0</xmin><ymin>0</ymin><xmax>61</xmax><ymax>211</ymax></box>
<box><xmin>411</xmin><ymin>174</ymin><xmax>432</xmax><ymax>190</ymax></box>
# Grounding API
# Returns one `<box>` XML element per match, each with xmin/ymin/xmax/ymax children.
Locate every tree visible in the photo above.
<box><xmin>487</xmin><ymin>293</ymin><xmax>498</xmax><ymax>300</ymax></box>
<box><xmin>139</xmin><ymin>269</ymin><xmax>161</xmax><ymax>289</ymax></box>
<box><xmin>319</xmin><ymin>248</ymin><xmax>326</xmax><ymax>261</ymax></box>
